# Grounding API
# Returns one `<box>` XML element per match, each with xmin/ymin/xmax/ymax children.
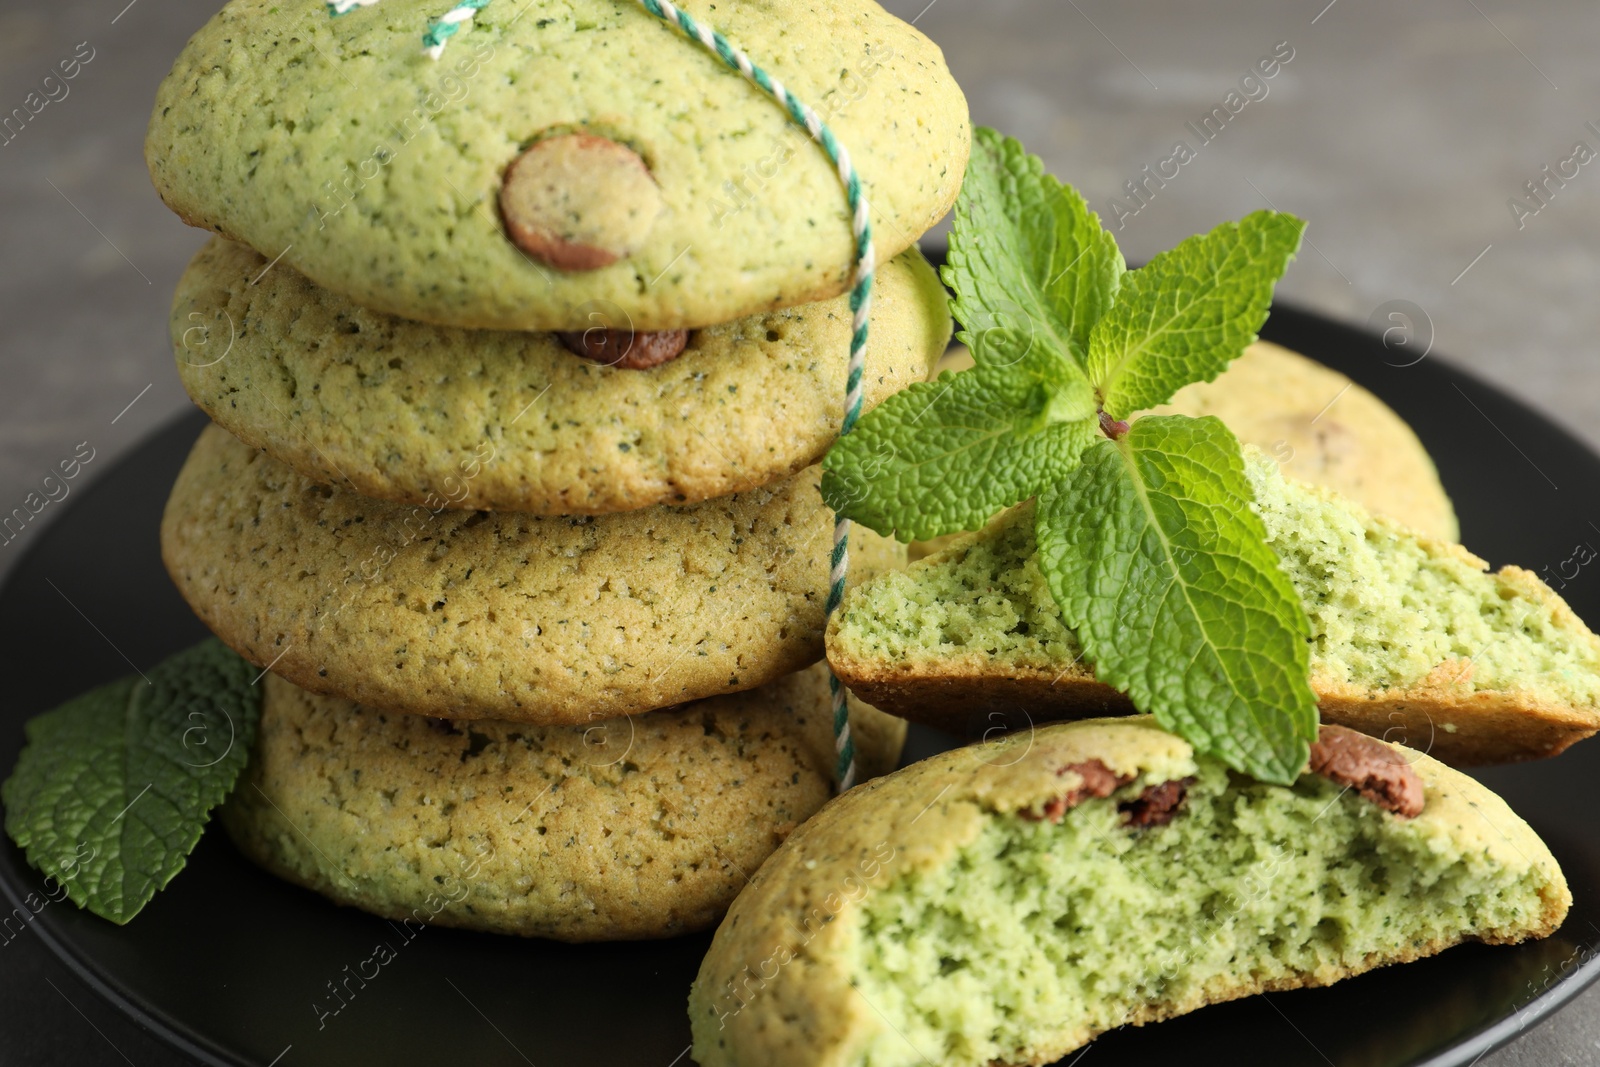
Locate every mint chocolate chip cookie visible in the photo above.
<box><xmin>172</xmin><ymin>239</ymin><xmax>951</xmax><ymax>514</ymax></box>
<box><xmin>162</xmin><ymin>424</ymin><xmax>903</xmax><ymax>724</ymax></box>
<box><xmin>689</xmin><ymin>717</ymin><xmax>1567</xmax><ymax>1067</ymax></box>
<box><xmin>827</xmin><ymin>446</ymin><xmax>1600</xmax><ymax>764</ymax></box>
<box><xmin>145</xmin><ymin>0</ymin><xmax>970</xmax><ymax>331</ymax></box>
<box><xmin>223</xmin><ymin>667</ymin><xmax>904</xmax><ymax>941</ymax></box>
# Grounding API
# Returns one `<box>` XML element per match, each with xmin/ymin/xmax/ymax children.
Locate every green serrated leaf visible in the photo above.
<box><xmin>2</xmin><ymin>638</ymin><xmax>261</xmax><ymax>924</ymax></box>
<box><xmin>945</xmin><ymin>127</ymin><xmax>1125</xmax><ymax>368</ymax></box>
<box><xmin>1034</xmin><ymin>415</ymin><xmax>1317</xmax><ymax>783</ymax></box>
<box><xmin>1087</xmin><ymin>210</ymin><xmax>1305</xmax><ymax>418</ymax></box>
<box><xmin>823</xmin><ymin>330</ymin><xmax>1097</xmax><ymax>542</ymax></box>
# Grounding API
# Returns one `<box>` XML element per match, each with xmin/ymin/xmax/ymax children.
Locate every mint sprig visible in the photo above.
<box><xmin>3</xmin><ymin>638</ymin><xmax>260</xmax><ymax>923</ymax></box>
<box><xmin>1088</xmin><ymin>210</ymin><xmax>1306</xmax><ymax>417</ymax></box>
<box><xmin>1035</xmin><ymin>416</ymin><xmax>1318</xmax><ymax>783</ymax></box>
<box><xmin>822</xmin><ymin>127</ymin><xmax>1316</xmax><ymax>782</ymax></box>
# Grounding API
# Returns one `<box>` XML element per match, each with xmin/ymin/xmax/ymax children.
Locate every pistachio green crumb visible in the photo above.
<box><xmin>834</xmin><ymin>450</ymin><xmax>1600</xmax><ymax>707</ymax></box>
<box><xmin>849</xmin><ymin>761</ymin><xmax>1551</xmax><ymax>1067</ymax></box>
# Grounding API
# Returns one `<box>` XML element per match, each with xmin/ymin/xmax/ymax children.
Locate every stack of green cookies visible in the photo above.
<box><xmin>144</xmin><ymin>0</ymin><xmax>969</xmax><ymax>940</ymax></box>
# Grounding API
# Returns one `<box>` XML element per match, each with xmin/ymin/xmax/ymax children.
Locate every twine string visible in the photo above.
<box><xmin>420</xmin><ymin>0</ymin><xmax>491</xmax><ymax>58</ymax></box>
<box><xmin>628</xmin><ymin>0</ymin><xmax>873</xmax><ymax>793</ymax></box>
<box><xmin>324</xmin><ymin>0</ymin><xmax>875</xmax><ymax>791</ymax></box>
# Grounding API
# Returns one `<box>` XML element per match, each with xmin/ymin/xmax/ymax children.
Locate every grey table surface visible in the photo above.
<box><xmin>2</xmin><ymin>0</ymin><xmax>1599</xmax><ymax>1064</ymax></box>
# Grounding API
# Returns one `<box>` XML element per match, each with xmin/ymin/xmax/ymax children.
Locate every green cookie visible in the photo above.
<box><xmin>690</xmin><ymin>717</ymin><xmax>1568</xmax><ymax>1067</ymax></box>
<box><xmin>146</xmin><ymin>0</ymin><xmax>971</xmax><ymax>331</ymax></box>
<box><xmin>172</xmin><ymin>238</ymin><xmax>951</xmax><ymax>514</ymax></box>
<box><xmin>828</xmin><ymin>447</ymin><xmax>1600</xmax><ymax>766</ymax></box>
<box><xmin>223</xmin><ymin>667</ymin><xmax>905</xmax><ymax>942</ymax></box>
<box><xmin>162</xmin><ymin>424</ymin><xmax>906</xmax><ymax>724</ymax></box>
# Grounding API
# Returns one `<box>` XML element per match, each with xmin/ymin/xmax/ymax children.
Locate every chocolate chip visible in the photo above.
<box><xmin>1021</xmin><ymin>759</ymin><xmax>1133</xmax><ymax>823</ymax></box>
<box><xmin>499</xmin><ymin>133</ymin><xmax>663</xmax><ymax>271</ymax></box>
<box><xmin>1308</xmin><ymin>724</ymin><xmax>1426</xmax><ymax>818</ymax></box>
<box><xmin>1119</xmin><ymin>777</ymin><xmax>1194</xmax><ymax>828</ymax></box>
<box><xmin>558</xmin><ymin>328</ymin><xmax>689</xmax><ymax>370</ymax></box>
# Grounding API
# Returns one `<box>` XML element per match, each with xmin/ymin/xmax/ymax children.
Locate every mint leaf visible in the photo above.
<box><xmin>3</xmin><ymin>638</ymin><xmax>260</xmax><ymax>924</ymax></box>
<box><xmin>1087</xmin><ymin>210</ymin><xmax>1305</xmax><ymax>418</ymax></box>
<box><xmin>945</xmin><ymin>127</ymin><xmax>1124</xmax><ymax>367</ymax></box>
<box><xmin>1034</xmin><ymin>416</ymin><xmax>1317</xmax><ymax>783</ymax></box>
<box><xmin>822</xmin><ymin>330</ymin><xmax>1097</xmax><ymax>542</ymax></box>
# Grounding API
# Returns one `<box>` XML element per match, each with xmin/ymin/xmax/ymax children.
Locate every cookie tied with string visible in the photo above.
<box><xmin>144</xmin><ymin>0</ymin><xmax>970</xmax><ymax>332</ymax></box>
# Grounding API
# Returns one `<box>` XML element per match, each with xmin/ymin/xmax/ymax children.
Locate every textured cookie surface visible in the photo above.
<box><xmin>832</xmin><ymin>448</ymin><xmax>1600</xmax><ymax>764</ymax></box>
<box><xmin>911</xmin><ymin>340</ymin><xmax>1455</xmax><ymax>561</ymax></box>
<box><xmin>163</xmin><ymin>424</ymin><xmax>903</xmax><ymax>722</ymax></box>
<box><xmin>222</xmin><ymin>668</ymin><xmax>904</xmax><ymax>941</ymax></box>
<box><xmin>146</xmin><ymin>0</ymin><xmax>970</xmax><ymax>331</ymax></box>
<box><xmin>173</xmin><ymin>240</ymin><xmax>951</xmax><ymax>514</ymax></box>
<box><xmin>689</xmin><ymin>718</ymin><xmax>1567</xmax><ymax>1067</ymax></box>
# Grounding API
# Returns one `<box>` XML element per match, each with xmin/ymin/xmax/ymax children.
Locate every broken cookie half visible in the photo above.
<box><xmin>828</xmin><ymin>445</ymin><xmax>1600</xmax><ymax>765</ymax></box>
<box><xmin>689</xmin><ymin>716</ymin><xmax>1568</xmax><ymax>1067</ymax></box>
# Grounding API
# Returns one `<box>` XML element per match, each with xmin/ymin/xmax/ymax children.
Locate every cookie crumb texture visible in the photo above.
<box><xmin>223</xmin><ymin>669</ymin><xmax>905</xmax><ymax>940</ymax></box>
<box><xmin>172</xmin><ymin>240</ymin><xmax>949</xmax><ymax>514</ymax></box>
<box><xmin>161</xmin><ymin>425</ymin><xmax>904</xmax><ymax>723</ymax></box>
<box><xmin>829</xmin><ymin>448</ymin><xmax>1600</xmax><ymax>763</ymax></box>
<box><xmin>145</xmin><ymin>0</ymin><xmax>970</xmax><ymax>331</ymax></box>
<box><xmin>689</xmin><ymin>719</ymin><xmax>1568</xmax><ymax>1067</ymax></box>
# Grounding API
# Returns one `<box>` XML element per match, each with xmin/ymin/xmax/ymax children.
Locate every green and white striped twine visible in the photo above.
<box><xmin>324</xmin><ymin>0</ymin><xmax>876</xmax><ymax>792</ymax></box>
<box><xmin>419</xmin><ymin>0</ymin><xmax>491</xmax><ymax>58</ymax></box>
<box><xmin>629</xmin><ymin>0</ymin><xmax>875</xmax><ymax>794</ymax></box>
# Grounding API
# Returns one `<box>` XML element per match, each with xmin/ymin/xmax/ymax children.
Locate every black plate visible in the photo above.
<box><xmin>2</xmin><ymin>304</ymin><xmax>1599</xmax><ymax>1067</ymax></box>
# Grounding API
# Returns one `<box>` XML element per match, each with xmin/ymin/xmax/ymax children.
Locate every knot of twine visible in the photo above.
<box><xmin>324</xmin><ymin>0</ymin><xmax>876</xmax><ymax>791</ymax></box>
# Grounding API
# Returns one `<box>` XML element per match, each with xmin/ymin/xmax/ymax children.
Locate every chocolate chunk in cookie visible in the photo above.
<box><xmin>1022</xmin><ymin>759</ymin><xmax>1132</xmax><ymax>823</ymax></box>
<box><xmin>500</xmin><ymin>133</ymin><xmax>663</xmax><ymax>271</ymax></box>
<box><xmin>1308</xmin><ymin>724</ymin><xmax>1425</xmax><ymax>818</ymax></box>
<box><xmin>1120</xmin><ymin>777</ymin><xmax>1194</xmax><ymax>828</ymax></box>
<box><xmin>558</xmin><ymin>327</ymin><xmax>689</xmax><ymax>370</ymax></box>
